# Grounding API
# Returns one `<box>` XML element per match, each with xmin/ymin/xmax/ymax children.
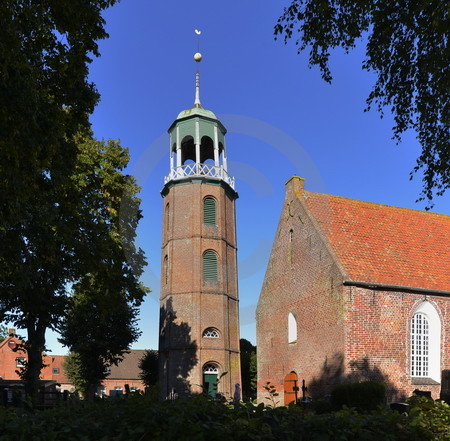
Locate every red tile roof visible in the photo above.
<box><xmin>300</xmin><ymin>190</ymin><xmax>450</xmax><ymax>292</ymax></box>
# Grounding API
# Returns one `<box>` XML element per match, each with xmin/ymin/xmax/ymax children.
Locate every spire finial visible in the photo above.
<box><xmin>194</xmin><ymin>29</ymin><xmax>202</xmax><ymax>108</ymax></box>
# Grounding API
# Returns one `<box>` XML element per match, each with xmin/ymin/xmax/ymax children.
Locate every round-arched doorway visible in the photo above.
<box><xmin>203</xmin><ymin>362</ymin><xmax>220</xmax><ymax>397</ymax></box>
<box><xmin>284</xmin><ymin>371</ymin><xmax>299</xmax><ymax>405</ymax></box>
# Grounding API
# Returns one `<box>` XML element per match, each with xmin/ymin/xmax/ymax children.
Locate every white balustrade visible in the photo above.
<box><xmin>164</xmin><ymin>164</ymin><xmax>235</xmax><ymax>189</ymax></box>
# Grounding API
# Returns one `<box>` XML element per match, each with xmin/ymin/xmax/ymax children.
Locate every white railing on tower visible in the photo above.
<box><xmin>164</xmin><ymin>164</ymin><xmax>235</xmax><ymax>189</ymax></box>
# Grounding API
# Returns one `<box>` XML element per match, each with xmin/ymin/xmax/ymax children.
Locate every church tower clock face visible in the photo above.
<box><xmin>158</xmin><ymin>48</ymin><xmax>241</xmax><ymax>399</ymax></box>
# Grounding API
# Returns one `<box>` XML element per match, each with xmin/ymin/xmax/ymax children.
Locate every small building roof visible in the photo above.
<box><xmin>108</xmin><ymin>350</ymin><xmax>147</xmax><ymax>380</ymax></box>
<box><xmin>299</xmin><ymin>189</ymin><xmax>450</xmax><ymax>292</ymax></box>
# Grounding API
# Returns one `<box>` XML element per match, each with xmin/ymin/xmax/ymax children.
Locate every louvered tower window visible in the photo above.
<box><xmin>203</xmin><ymin>250</ymin><xmax>218</xmax><ymax>281</ymax></box>
<box><xmin>203</xmin><ymin>197</ymin><xmax>216</xmax><ymax>225</ymax></box>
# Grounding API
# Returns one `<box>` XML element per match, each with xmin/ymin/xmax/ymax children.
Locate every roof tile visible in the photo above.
<box><xmin>301</xmin><ymin>191</ymin><xmax>450</xmax><ymax>292</ymax></box>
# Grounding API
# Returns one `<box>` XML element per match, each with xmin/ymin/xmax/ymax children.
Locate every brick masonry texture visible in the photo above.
<box><xmin>159</xmin><ymin>179</ymin><xmax>241</xmax><ymax>399</ymax></box>
<box><xmin>257</xmin><ymin>176</ymin><xmax>450</xmax><ymax>403</ymax></box>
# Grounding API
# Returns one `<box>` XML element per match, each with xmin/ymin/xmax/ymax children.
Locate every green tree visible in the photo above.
<box><xmin>0</xmin><ymin>0</ymin><xmax>122</xmax><ymax>399</ymax></box>
<box><xmin>57</xmin><ymin>134</ymin><xmax>148</xmax><ymax>401</ymax></box>
<box><xmin>62</xmin><ymin>352</ymin><xmax>87</xmax><ymax>396</ymax></box>
<box><xmin>0</xmin><ymin>133</ymin><xmax>148</xmax><ymax>399</ymax></box>
<box><xmin>240</xmin><ymin>338</ymin><xmax>257</xmax><ymax>401</ymax></box>
<box><xmin>139</xmin><ymin>350</ymin><xmax>159</xmax><ymax>389</ymax></box>
<box><xmin>0</xmin><ymin>325</ymin><xmax>8</xmax><ymax>343</ymax></box>
<box><xmin>275</xmin><ymin>0</ymin><xmax>449</xmax><ymax>207</ymax></box>
<box><xmin>60</xmin><ymin>288</ymin><xmax>141</xmax><ymax>400</ymax></box>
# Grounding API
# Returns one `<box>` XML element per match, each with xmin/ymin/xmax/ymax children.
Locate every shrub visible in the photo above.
<box><xmin>0</xmin><ymin>392</ymin><xmax>441</xmax><ymax>441</ymax></box>
<box><xmin>408</xmin><ymin>396</ymin><xmax>450</xmax><ymax>441</ymax></box>
<box><xmin>331</xmin><ymin>381</ymin><xmax>387</xmax><ymax>412</ymax></box>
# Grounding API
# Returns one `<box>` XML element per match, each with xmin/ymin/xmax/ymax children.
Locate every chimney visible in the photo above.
<box><xmin>285</xmin><ymin>176</ymin><xmax>305</xmax><ymax>197</ymax></box>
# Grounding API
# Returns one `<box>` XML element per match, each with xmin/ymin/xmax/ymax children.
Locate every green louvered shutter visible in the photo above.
<box><xmin>203</xmin><ymin>197</ymin><xmax>216</xmax><ymax>225</ymax></box>
<box><xmin>203</xmin><ymin>250</ymin><xmax>218</xmax><ymax>281</ymax></box>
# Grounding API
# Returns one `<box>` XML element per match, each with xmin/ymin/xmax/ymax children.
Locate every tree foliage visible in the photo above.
<box><xmin>0</xmin><ymin>131</ymin><xmax>148</xmax><ymax>399</ymax></box>
<box><xmin>0</xmin><ymin>1</ymin><xmax>141</xmax><ymax>399</ymax></box>
<box><xmin>275</xmin><ymin>0</ymin><xmax>449</xmax><ymax>206</ymax></box>
<box><xmin>57</xmin><ymin>135</ymin><xmax>147</xmax><ymax>400</ymax></box>
<box><xmin>139</xmin><ymin>350</ymin><xmax>159</xmax><ymax>388</ymax></box>
<box><xmin>0</xmin><ymin>325</ymin><xmax>9</xmax><ymax>343</ymax></box>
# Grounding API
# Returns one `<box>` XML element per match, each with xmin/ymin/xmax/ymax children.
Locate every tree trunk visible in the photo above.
<box><xmin>85</xmin><ymin>383</ymin><xmax>98</xmax><ymax>402</ymax></box>
<box><xmin>24</xmin><ymin>322</ymin><xmax>47</xmax><ymax>402</ymax></box>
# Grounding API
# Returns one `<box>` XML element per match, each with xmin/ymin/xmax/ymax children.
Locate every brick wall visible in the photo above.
<box><xmin>344</xmin><ymin>287</ymin><xmax>450</xmax><ymax>400</ymax></box>
<box><xmin>257</xmin><ymin>177</ymin><xmax>450</xmax><ymax>403</ymax></box>
<box><xmin>159</xmin><ymin>179</ymin><xmax>241</xmax><ymax>399</ymax></box>
<box><xmin>257</xmin><ymin>177</ymin><xmax>346</xmax><ymax>403</ymax></box>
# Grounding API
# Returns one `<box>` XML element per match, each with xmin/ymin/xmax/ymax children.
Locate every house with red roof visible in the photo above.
<box><xmin>256</xmin><ymin>176</ymin><xmax>450</xmax><ymax>403</ymax></box>
<box><xmin>0</xmin><ymin>333</ymin><xmax>147</xmax><ymax>399</ymax></box>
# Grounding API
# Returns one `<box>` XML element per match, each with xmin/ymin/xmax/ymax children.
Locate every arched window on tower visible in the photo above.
<box><xmin>181</xmin><ymin>136</ymin><xmax>195</xmax><ymax>165</ymax></box>
<box><xmin>410</xmin><ymin>301</ymin><xmax>441</xmax><ymax>381</ymax></box>
<box><xmin>200</xmin><ymin>136</ymin><xmax>214</xmax><ymax>165</ymax></box>
<box><xmin>203</xmin><ymin>197</ymin><xmax>216</xmax><ymax>225</ymax></box>
<box><xmin>203</xmin><ymin>328</ymin><xmax>220</xmax><ymax>338</ymax></box>
<box><xmin>288</xmin><ymin>312</ymin><xmax>297</xmax><ymax>344</ymax></box>
<box><xmin>165</xmin><ymin>203</ymin><xmax>170</xmax><ymax>232</ymax></box>
<box><xmin>163</xmin><ymin>255</ymin><xmax>168</xmax><ymax>285</ymax></box>
<box><xmin>203</xmin><ymin>250</ymin><xmax>218</xmax><ymax>282</ymax></box>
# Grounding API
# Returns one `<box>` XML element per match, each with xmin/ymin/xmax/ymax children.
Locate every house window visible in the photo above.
<box><xmin>203</xmin><ymin>328</ymin><xmax>220</xmax><ymax>338</ymax></box>
<box><xmin>203</xmin><ymin>197</ymin><xmax>216</xmax><ymax>225</ymax></box>
<box><xmin>410</xmin><ymin>301</ymin><xmax>441</xmax><ymax>381</ymax></box>
<box><xmin>288</xmin><ymin>312</ymin><xmax>297</xmax><ymax>344</ymax></box>
<box><xmin>203</xmin><ymin>250</ymin><xmax>218</xmax><ymax>281</ymax></box>
<box><xmin>52</xmin><ymin>367</ymin><xmax>60</xmax><ymax>375</ymax></box>
<box><xmin>16</xmin><ymin>357</ymin><xmax>26</xmax><ymax>368</ymax></box>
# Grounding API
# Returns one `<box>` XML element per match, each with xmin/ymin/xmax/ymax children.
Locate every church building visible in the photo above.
<box><xmin>158</xmin><ymin>54</ymin><xmax>241</xmax><ymax>399</ymax></box>
<box><xmin>257</xmin><ymin>176</ymin><xmax>450</xmax><ymax>403</ymax></box>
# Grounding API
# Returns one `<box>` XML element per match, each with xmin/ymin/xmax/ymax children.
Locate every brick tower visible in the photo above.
<box><xmin>158</xmin><ymin>54</ymin><xmax>241</xmax><ymax>399</ymax></box>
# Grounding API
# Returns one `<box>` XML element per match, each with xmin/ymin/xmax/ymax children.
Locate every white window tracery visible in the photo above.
<box><xmin>203</xmin><ymin>328</ymin><xmax>220</xmax><ymax>338</ymax></box>
<box><xmin>203</xmin><ymin>363</ymin><xmax>219</xmax><ymax>374</ymax></box>
<box><xmin>410</xmin><ymin>301</ymin><xmax>441</xmax><ymax>382</ymax></box>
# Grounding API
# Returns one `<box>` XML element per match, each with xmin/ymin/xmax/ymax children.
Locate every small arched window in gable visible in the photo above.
<box><xmin>203</xmin><ymin>250</ymin><xmax>218</xmax><ymax>282</ymax></box>
<box><xmin>288</xmin><ymin>229</ymin><xmax>294</xmax><ymax>265</ymax></box>
<box><xmin>288</xmin><ymin>312</ymin><xmax>297</xmax><ymax>344</ymax></box>
<box><xmin>203</xmin><ymin>197</ymin><xmax>216</xmax><ymax>225</ymax></box>
<box><xmin>203</xmin><ymin>328</ymin><xmax>220</xmax><ymax>338</ymax></box>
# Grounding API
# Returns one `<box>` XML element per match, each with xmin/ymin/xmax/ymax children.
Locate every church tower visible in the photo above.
<box><xmin>158</xmin><ymin>51</ymin><xmax>241</xmax><ymax>399</ymax></box>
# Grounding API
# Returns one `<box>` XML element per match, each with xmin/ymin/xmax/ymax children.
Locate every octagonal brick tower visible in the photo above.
<box><xmin>158</xmin><ymin>69</ymin><xmax>241</xmax><ymax>399</ymax></box>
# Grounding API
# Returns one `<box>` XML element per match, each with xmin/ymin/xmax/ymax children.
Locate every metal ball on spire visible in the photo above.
<box><xmin>194</xmin><ymin>29</ymin><xmax>202</xmax><ymax>107</ymax></box>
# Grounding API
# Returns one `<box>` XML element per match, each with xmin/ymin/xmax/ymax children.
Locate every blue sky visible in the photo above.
<box><xmin>44</xmin><ymin>0</ymin><xmax>449</xmax><ymax>353</ymax></box>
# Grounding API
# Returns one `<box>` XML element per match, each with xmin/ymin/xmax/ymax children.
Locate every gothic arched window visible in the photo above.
<box><xmin>203</xmin><ymin>250</ymin><xmax>218</xmax><ymax>282</ymax></box>
<box><xmin>203</xmin><ymin>197</ymin><xmax>216</xmax><ymax>225</ymax></box>
<box><xmin>411</xmin><ymin>301</ymin><xmax>441</xmax><ymax>381</ymax></box>
<box><xmin>288</xmin><ymin>312</ymin><xmax>297</xmax><ymax>344</ymax></box>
